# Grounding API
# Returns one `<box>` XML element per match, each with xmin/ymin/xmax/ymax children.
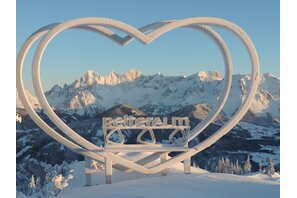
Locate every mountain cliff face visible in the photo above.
<box><xmin>44</xmin><ymin>69</ymin><xmax>279</xmax><ymax>124</ymax></box>
<box><xmin>73</xmin><ymin>69</ymin><xmax>142</xmax><ymax>88</ymax></box>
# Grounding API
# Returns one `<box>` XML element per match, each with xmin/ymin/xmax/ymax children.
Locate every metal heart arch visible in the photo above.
<box><xmin>16</xmin><ymin>17</ymin><xmax>260</xmax><ymax>174</ymax></box>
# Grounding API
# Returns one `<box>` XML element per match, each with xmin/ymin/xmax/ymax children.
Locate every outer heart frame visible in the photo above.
<box><xmin>16</xmin><ymin>17</ymin><xmax>259</xmax><ymax>174</ymax></box>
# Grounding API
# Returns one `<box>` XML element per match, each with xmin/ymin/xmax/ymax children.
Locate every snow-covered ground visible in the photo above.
<box><xmin>56</xmin><ymin>161</ymin><xmax>279</xmax><ymax>198</ymax></box>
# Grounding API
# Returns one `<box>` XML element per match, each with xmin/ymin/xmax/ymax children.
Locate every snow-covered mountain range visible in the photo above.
<box><xmin>39</xmin><ymin>69</ymin><xmax>279</xmax><ymax>123</ymax></box>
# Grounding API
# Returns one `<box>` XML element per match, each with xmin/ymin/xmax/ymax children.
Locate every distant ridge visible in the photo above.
<box><xmin>16</xmin><ymin>69</ymin><xmax>279</xmax><ymax>125</ymax></box>
<box><xmin>71</xmin><ymin>68</ymin><xmax>142</xmax><ymax>88</ymax></box>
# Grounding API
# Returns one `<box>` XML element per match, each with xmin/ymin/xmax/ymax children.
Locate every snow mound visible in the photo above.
<box><xmin>56</xmin><ymin>160</ymin><xmax>279</xmax><ymax>198</ymax></box>
<box><xmin>247</xmin><ymin>171</ymin><xmax>280</xmax><ymax>182</ymax></box>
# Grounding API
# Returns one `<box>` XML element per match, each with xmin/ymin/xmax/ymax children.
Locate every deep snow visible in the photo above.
<box><xmin>57</xmin><ymin>161</ymin><xmax>279</xmax><ymax>198</ymax></box>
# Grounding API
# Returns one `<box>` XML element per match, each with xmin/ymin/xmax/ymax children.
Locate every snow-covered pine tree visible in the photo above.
<box><xmin>234</xmin><ymin>160</ymin><xmax>243</xmax><ymax>175</ymax></box>
<box><xmin>61</xmin><ymin>161</ymin><xmax>71</xmax><ymax>175</ymax></box>
<box><xmin>230</xmin><ymin>161</ymin><xmax>235</xmax><ymax>174</ymax></box>
<box><xmin>243</xmin><ymin>155</ymin><xmax>252</xmax><ymax>174</ymax></box>
<box><xmin>259</xmin><ymin>160</ymin><xmax>262</xmax><ymax>172</ymax></box>
<box><xmin>215</xmin><ymin>159</ymin><xmax>220</xmax><ymax>173</ymax></box>
<box><xmin>215</xmin><ymin>165</ymin><xmax>219</xmax><ymax>173</ymax></box>
<box><xmin>195</xmin><ymin>163</ymin><xmax>200</xmax><ymax>168</ymax></box>
<box><xmin>90</xmin><ymin>159</ymin><xmax>104</xmax><ymax>171</ymax></box>
<box><xmin>28</xmin><ymin>175</ymin><xmax>36</xmax><ymax>195</ymax></box>
<box><xmin>192</xmin><ymin>161</ymin><xmax>197</xmax><ymax>168</ymax></box>
<box><xmin>230</xmin><ymin>162</ymin><xmax>234</xmax><ymax>174</ymax></box>
<box><xmin>210</xmin><ymin>160</ymin><xmax>216</xmax><ymax>172</ymax></box>
<box><xmin>38</xmin><ymin>168</ymin><xmax>56</xmax><ymax>197</ymax></box>
<box><xmin>44</xmin><ymin>172</ymin><xmax>52</xmax><ymax>184</ymax></box>
<box><xmin>216</xmin><ymin>157</ymin><xmax>226</xmax><ymax>173</ymax></box>
<box><xmin>38</xmin><ymin>163</ymin><xmax>74</xmax><ymax>197</ymax></box>
<box><xmin>225</xmin><ymin>157</ymin><xmax>233</xmax><ymax>174</ymax></box>
<box><xmin>35</xmin><ymin>177</ymin><xmax>42</xmax><ymax>195</ymax></box>
<box><xmin>204</xmin><ymin>165</ymin><xmax>207</xmax><ymax>171</ymax></box>
<box><xmin>51</xmin><ymin>174</ymin><xmax>74</xmax><ymax>196</ymax></box>
<box><xmin>265</xmin><ymin>158</ymin><xmax>275</xmax><ymax>177</ymax></box>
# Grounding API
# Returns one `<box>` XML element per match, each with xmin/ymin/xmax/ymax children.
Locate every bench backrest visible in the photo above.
<box><xmin>102</xmin><ymin>115</ymin><xmax>190</xmax><ymax>147</ymax></box>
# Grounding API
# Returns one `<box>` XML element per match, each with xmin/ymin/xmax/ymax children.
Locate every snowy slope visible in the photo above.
<box><xmin>45</xmin><ymin>69</ymin><xmax>280</xmax><ymax>121</ymax></box>
<box><xmin>57</xmin><ymin>161</ymin><xmax>279</xmax><ymax>198</ymax></box>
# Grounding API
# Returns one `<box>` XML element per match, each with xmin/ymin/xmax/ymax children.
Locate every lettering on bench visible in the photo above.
<box><xmin>102</xmin><ymin>115</ymin><xmax>190</xmax><ymax>145</ymax></box>
<box><xmin>103</xmin><ymin>115</ymin><xmax>189</xmax><ymax>128</ymax></box>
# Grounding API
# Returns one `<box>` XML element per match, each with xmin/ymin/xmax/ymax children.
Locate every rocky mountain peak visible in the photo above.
<box><xmin>75</xmin><ymin>69</ymin><xmax>142</xmax><ymax>87</ymax></box>
<box><xmin>198</xmin><ymin>71</ymin><xmax>223</xmax><ymax>81</ymax></box>
<box><xmin>48</xmin><ymin>84</ymin><xmax>62</xmax><ymax>93</ymax></box>
<box><xmin>126</xmin><ymin>68</ymin><xmax>142</xmax><ymax>80</ymax></box>
<box><xmin>262</xmin><ymin>72</ymin><xmax>279</xmax><ymax>80</ymax></box>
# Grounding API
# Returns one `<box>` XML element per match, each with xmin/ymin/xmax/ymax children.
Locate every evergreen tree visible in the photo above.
<box><xmin>265</xmin><ymin>158</ymin><xmax>275</xmax><ymax>177</ymax></box>
<box><xmin>259</xmin><ymin>160</ymin><xmax>262</xmax><ymax>172</ymax></box>
<box><xmin>90</xmin><ymin>160</ymin><xmax>104</xmax><ymax>170</ymax></box>
<box><xmin>195</xmin><ymin>162</ymin><xmax>200</xmax><ymax>168</ymax></box>
<box><xmin>243</xmin><ymin>155</ymin><xmax>252</xmax><ymax>174</ymax></box>
<box><xmin>225</xmin><ymin>157</ymin><xmax>231</xmax><ymax>173</ymax></box>
<box><xmin>215</xmin><ymin>157</ymin><xmax>246</xmax><ymax>175</ymax></box>
<box><xmin>216</xmin><ymin>157</ymin><xmax>226</xmax><ymax>173</ymax></box>
<box><xmin>51</xmin><ymin>174</ymin><xmax>74</xmax><ymax>196</ymax></box>
<box><xmin>192</xmin><ymin>161</ymin><xmax>198</xmax><ymax>168</ymax></box>
<box><xmin>61</xmin><ymin>161</ymin><xmax>71</xmax><ymax>175</ymax></box>
<box><xmin>44</xmin><ymin>172</ymin><xmax>52</xmax><ymax>184</ymax></box>
<box><xmin>28</xmin><ymin>175</ymin><xmax>36</xmax><ymax>195</ymax></box>
<box><xmin>231</xmin><ymin>161</ymin><xmax>236</xmax><ymax>174</ymax></box>
<box><xmin>234</xmin><ymin>160</ymin><xmax>243</xmax><ymax>175</ymax></box>
<box><xmin>35</xmin><ymin>177</ymin><xmax>42</xmax><ymax>194</ymax></box>
<box><xmin>210</xmin><ymin>160</ymin><xmax>216</xmax><ymax>172</ymax></box>
<box><xmin>215</xmin><ymin>165</ymin><xmax>219</xmax><ymax>173</ymax></box>
<box><xmin>38</xmin><ymin>164</ymin><xmax>74</xmax><ymax>197</ymax></box>
<box><xmin>231</xmin><ymin>164</ymin><xmax>234</xmax><ymax>174</ymax></box>
<box><xmin>215</xmin><ymin>158</ymin><xmax>220</xmax><ymax>173</ymax></box>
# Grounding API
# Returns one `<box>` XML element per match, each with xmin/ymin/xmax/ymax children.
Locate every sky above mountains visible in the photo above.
<box><xmin>16</xmin><ymin>0</ymin><xmax>279</xmax><ymax>93</ymax></box>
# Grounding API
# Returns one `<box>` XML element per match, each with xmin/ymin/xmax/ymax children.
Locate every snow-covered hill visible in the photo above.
<box><xmin>45</xmin><ymin>69</ymin><xmax>280</xmax><ymax>123</ymax></box>
<box><xmin>58</xmin><ymin>161</ymin><xmax>280</xmax><ymax>198</ymax></box>
<box><xmin>18</xmin><ymin>156</ymin><xmax>279</xmax><ymax>198</ymax></box>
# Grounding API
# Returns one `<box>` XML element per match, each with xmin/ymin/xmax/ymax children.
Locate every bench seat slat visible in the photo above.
<box><xmin>105</xmin><ymin>144</ymin><xmax>190</xmax><ymax>152</ymax></box>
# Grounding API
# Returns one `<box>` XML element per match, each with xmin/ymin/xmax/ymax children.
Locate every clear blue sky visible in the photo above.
<box><xmin>17</xmin><ymin>0</ymin><xmax>279</xmax><ymax>92</ymax></box>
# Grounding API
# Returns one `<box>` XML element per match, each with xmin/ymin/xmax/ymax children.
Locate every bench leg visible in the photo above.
<box><xmin>105</xmin><ymin>157</ymin><xmax>112</xmax><ymax>184</ymax></box>
<box><xmin>85</xmin><ymin>156</ymin><xmax>93</xmax><ymax>186</ymax></box>
<box><xmin>184</xmin><ymin>157</ymin><xmax>191</xmax><ymax>175</ymax></box>
<box><xmin>161</xmin><ymin>153</ymin><xmax>168</xmax><ymax>176</ymax></box>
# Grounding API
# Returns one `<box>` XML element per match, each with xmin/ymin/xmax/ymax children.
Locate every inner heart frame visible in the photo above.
<box><xmin>16</xmin><ymin>17</ymin><xmax>260</xmax><ymax>174</ymax></box>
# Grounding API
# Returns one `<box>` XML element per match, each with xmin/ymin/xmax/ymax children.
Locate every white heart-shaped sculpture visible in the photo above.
<box><xmin>16</xmin><ymin>17</ymin><xmax>259</xmax><ymax>174</ymax></box>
